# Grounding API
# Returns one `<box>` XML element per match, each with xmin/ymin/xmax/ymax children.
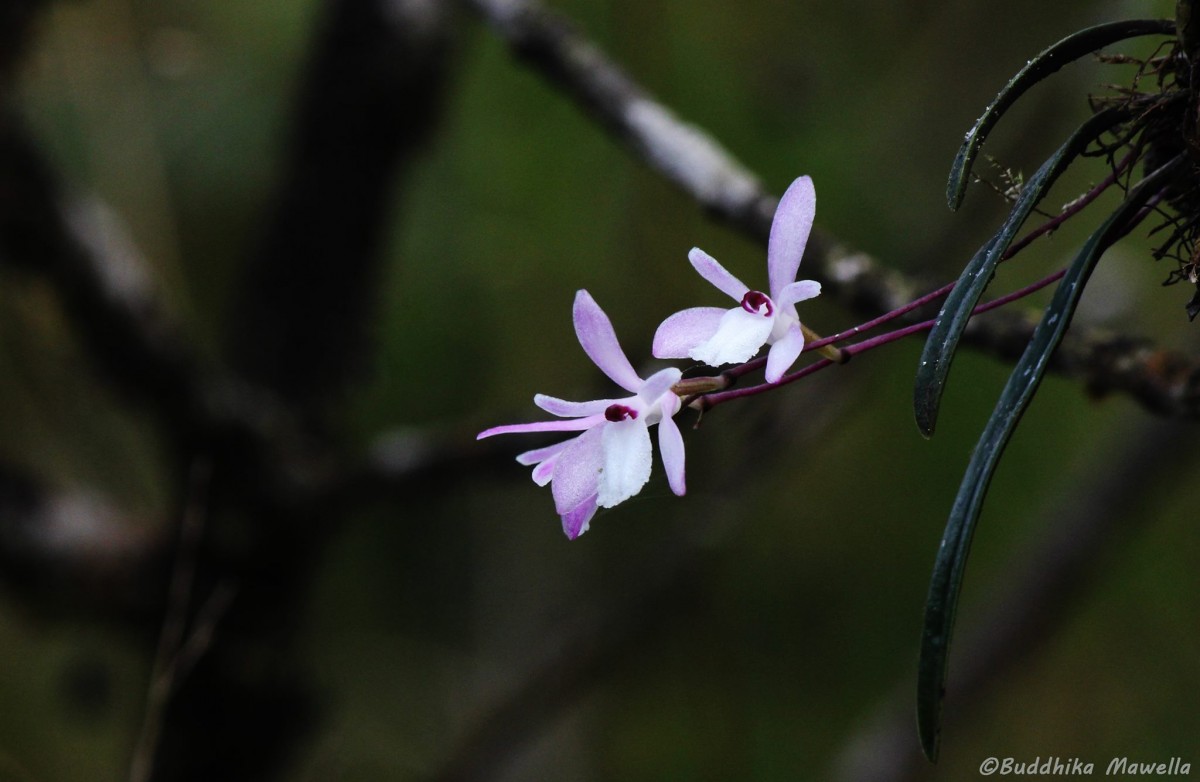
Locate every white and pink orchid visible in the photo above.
<box><xmin>652</xmin><ymin>175</ymin><xmax>822</xmax><ymax>383</ymax></box>
<box><xmin>478</xmin><ymin>290</ymin><xmax>685</xmax><ymax>539</ymax></box>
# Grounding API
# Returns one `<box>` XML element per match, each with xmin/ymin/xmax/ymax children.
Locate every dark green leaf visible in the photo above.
<box><xmin>915</xmin><ymin>109</ymin><xmax>1126</xmax><ymax>438</ymax></box>
<box><xmin>947</xmin><ymin>18</ymin><xmax>1174</xmax><ymax>211</ymax></box>
<box><xmin>917</xmin><ymin>159</ymin><xmax>1177</xmax><ymax>763</ymax></box>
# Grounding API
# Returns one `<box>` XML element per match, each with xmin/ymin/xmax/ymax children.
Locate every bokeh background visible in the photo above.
<box><xmin>0</xmin><ymin>0</ymin><xmax>1196</xmax><ymax>779</ymax></box>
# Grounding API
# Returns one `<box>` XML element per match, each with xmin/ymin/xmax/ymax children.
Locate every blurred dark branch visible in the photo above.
<box><xmin>0</xmin><ymin>425</ymin><xmax>517</xmax><ymax>635</ymax></box>
<box><xmin>149</xmin><ymin>2</ymin><xmax>458</xmax><ymax>779</ymax></box>
<box><xmin>830</xmin><ymin>419</ymin><xmax>1189</xmax><ymax>782</ymax></box>
<box><xmin>228</xmin><ymin>0</ymin><xmax>452</xmax><ymax>410</ymax></box>
<box><xmin>130</xmin><ymin>465</ymin><xmax>210</xmax><ymax>782</ymax></box>
<box><xmin>1</xmin><ymin>0</ymin><xmax>458</xmax><ymax>777</ymax></box>
<box><xmin>130</xmin><ymin>463</ymin><xmax>237</xmax><ymax>782</ymax></box>
<box><xmin>465</xmin><ymin>0</ymin><xmax>1200</xmax><ymax>421</ymax></box>
<box><xmin>0</xmin><ymin>108</ymin><xmax>208</xmax><ymax>426</ymax></box>
<box><xmin>0</xmin><ymin>104</ymin><xmax>385</xmax><ymax>519</ymax></box>
<box><xmin>0</xmin><ymin>83</ymin><xmax>518</xmax><ymax>534</ymax></box>
<box><xmin>0</xmin><ymin>0</ymin><xmax>46</xmax><ymax>86</ymax></box>
<box><xmin>0</xmin><ymin>89</ymin><xmax>517</xmax><ymax>610</ymax></box>
<box><xmin>0</xmin><ymin>462</ymin><xmax>166</xmax><ymax>616</ymax></box>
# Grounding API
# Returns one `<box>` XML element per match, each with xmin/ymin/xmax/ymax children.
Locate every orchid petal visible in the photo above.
<box><xmin>551</xmin><ymin>426</ymin><xmax>605</xmax><ymax>515</ymax></box>
<box><xmin>597</xmin><ymin>419</ymin><xmax>653</xmax><ymax>508</ymax></box>
<box><xmin>534</xmin><ymin>394</ymin><xmax>621</xmax><ymax>418</ymax></box>
<box><xmin>573</xmin><ymin>290</ymin><xmax>643</xmax><ymax>393</ymax></box>
<box><xmin>638</xmin><ymin>367</ymin><xmax>683</xmax><ymax>405</ymax></box>
<box><xmin>777</xmin><ymin>279</ymin><xmax>822</xmax><ymax>309</ymax></box>
<box><xmin>652</xmin><ymin>307</ymin><xmax>726</xmax><ymax>359</ymax></box>
<box><xmin>561</xmin><ymin>495</ymin><xmax>598</xmax><ymax>540</ymax></box>
<box><xmin>657</xmin><ymin>395</ymin><xmax>686</xmax><ymax>496</ymax></box>
<box><xmin>688</xmin><ymin>306</ymin><xmax>774</xmax><ymax>366</ymax></box>
<box><xmin>765</xmin><ymin>323</ymin><xmax>805</xmax><ymax>383</ymax></box>
<box><xmin>516</xmin><ymin>439</ymin><xmax>572</xmax><ymax>466</ymax></box>
<box><xmin>521</xmin><ymin>439</ymin><xmax>571</xmax><ymax>486</ymax></box>
<box><xmin>688</xmin><ymin>248</ymin><xmax>750</xmax><ymax>301</ymax></box>
<box><xmin>531</xmin><ymin>456</ymin><xmax>559</xmax><ymax>486</ymax></box>
<box><xmin>478</xmin><ymin>414</ymin><xmax>606</xmax><ymax>439</ymax></box>
<box><xmin>768</xmin><ymin>176</ymin><xmax>816</xmax><ymax>298</ymax></box>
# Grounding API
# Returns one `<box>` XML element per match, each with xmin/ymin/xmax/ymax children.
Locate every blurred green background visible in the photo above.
<box><xmin>1</xmin><ymin>0</ymin><xmax>1196</xmax><ymax>779</ymax></box>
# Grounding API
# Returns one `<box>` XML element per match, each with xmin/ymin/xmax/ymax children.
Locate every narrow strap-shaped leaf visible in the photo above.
<box><xmin>947</xmin><ymin>18</ymin><xmax>1174</xmax><ymax>210</ymax></box>
<box><xmin>916</xmin><ymin>108</ymin><xmax>1127</xmax><ymax>438</ymax></box>
<box><xmin>916</xmin><ymin>159</ymin><xmax>1176</xmax><ymax>763</ymax></box>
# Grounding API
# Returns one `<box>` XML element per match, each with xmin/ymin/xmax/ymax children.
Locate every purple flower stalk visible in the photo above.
<box><xmin>653</xmin><ymin>175</ymin><xmax>823</xmax><ymax>382</ymax></box>
<box><xmin>478</xmin><ymin>290</ymin><xmax>686</xmax><ymax>539</ymax></box>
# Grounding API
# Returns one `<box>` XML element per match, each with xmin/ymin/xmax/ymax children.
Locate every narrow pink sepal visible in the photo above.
<box><xmin>652</xmin><ymin>307</ymin><xmax>726</xmax><ymax>359</ymax></box>
<box><xmin>765</xmin><ymin>323</ymin><xmax>805</xmax><ymax>383</ymax></box>
<box><xmin>777</xmin><ymin>280</ymin><xmax>821</xmax><ymax>309</ymax></box>
<box><xmin>516</xmin><ymin>439</ymin><xmax>571</xmax><ymax>466</ymax></box>
<box><xmin>767</xmin><ymin>176</ymin><xmax>816</xmax><ymax>299</ymax></box>
<box><xmin>477</xmin><ymin>414</ymin><xmax>605</xmax><ymax>440</ymax></box>
<box><xmin>573</xmin><ymin>290</ymin><xmax>643</xmax><ymax>393</ymax></box>
<box><xmin>534</xmin><ymin>394</ymin><xmax>619</xmax><ymax>418</ymax></box>
<box><xmin>688</xmin><ymin>248</ymin><xmax>750</xmax><ymax>302</ymax></box>
<box><xmin>531</xmin><ymin>457</ymin><xmax>558</xmax><ymax>486</ymax></box>
<box><xmin>657</xmin><ymin>396</ymin><xmax>686</xmax><ymax>496</ymax></box>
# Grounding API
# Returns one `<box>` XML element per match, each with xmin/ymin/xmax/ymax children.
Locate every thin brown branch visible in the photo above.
<box><xmin>465</xmin><ymin>0</ymin><xmax>1200</xmax><ymax>421</ymax></box>
<box><xmin>129</xmin><ymin>462</ymin><xmax>219</xmax><ymax>782</ymax></box>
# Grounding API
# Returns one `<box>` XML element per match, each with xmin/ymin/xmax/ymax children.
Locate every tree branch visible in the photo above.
<box><xmin>0</xmin><ymin>107</ymin><xmax>208</xmax><ymax>426</ymax></box>
<box><xmin>228</xmin><ymin>0</ymin><xmax>453</xmax><ymax>410</ymax></box>
<box><xmin>0</xmin><ymin>108</ymin><xmax>363</xmax><ymax>517</ymax></box>
<box><xmin>147</xmin><ymin>3</ymin><xmax>458</xmax><ymax>778</ymax></box>
<box><xmin>464</xmin><ymin>0</ymin><xmax>1200</xmax><ymax>420</ymax></box>
<box><xmin>0</xmin><ymin>463</ymin><xmax>166</xmax><ymax>617</ymax></box>
<box><xmin>1</xmin><ymin>1</ymin><xmax>459</xmax><ymax>777</ymax></box>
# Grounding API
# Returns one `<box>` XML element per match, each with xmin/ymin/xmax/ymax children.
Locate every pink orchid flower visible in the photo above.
<box><xmin>478</xmin><ymin>290</ymin><xmax>686</xmax><ymax>539</ymax></box>
<box><xmin>653</xmin><ymin>175</ymin><xmax>822</xmax><ymax>382</ymax></box>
